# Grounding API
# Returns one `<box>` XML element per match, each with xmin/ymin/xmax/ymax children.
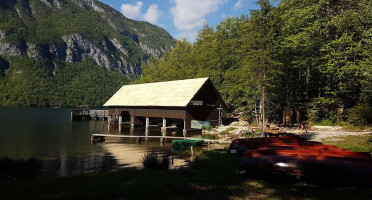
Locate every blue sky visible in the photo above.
<box><xmin>98</xmin><ymin>0</ymin><xmax>261</xmax><ymax>42</ymax></box>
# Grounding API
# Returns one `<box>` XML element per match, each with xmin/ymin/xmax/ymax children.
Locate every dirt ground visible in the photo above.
<box><xmin>211</xmin><ymin>122</ymin><xmax>372</xmax><ymax>142</ymax></box>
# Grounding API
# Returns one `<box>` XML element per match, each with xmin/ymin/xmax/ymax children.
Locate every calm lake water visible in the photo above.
<box><xmin>0</xmin><ymin>107</ymin><xmax>202</xmax><ymax>178</ymax></box>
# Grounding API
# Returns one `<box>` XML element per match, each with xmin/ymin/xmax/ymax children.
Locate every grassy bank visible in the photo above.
<box><xmin>321</xmin><ymin>134</ymin><xmax>372</xmax><ymax>154</ymax></box>
<box><xmin>1</xmin><ymin>148</ymin><xmax>372</xmax><ymax>200</ymax></box>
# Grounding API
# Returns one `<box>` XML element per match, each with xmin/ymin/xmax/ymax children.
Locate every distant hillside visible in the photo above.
<box><xmin>0</xmin><ymin>0</ymin><xmax>175</xmax><ymax>107</ymax></box>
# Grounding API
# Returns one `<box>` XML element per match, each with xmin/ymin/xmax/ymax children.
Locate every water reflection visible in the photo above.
<box><xmin>40</xmin><ymin>151</ymin><xmax>119</xmax><ymax>178</ymax></box>
<box><xmin>0</xmin><ymin>108</ymin><xmax>202</xmax><ymax>178</ymax></box>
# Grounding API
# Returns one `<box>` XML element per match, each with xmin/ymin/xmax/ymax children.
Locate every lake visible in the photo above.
<box><xmin>0</xmin><ymin>107</ymin><xmax>202</xmax><ymax>178</ymax></box>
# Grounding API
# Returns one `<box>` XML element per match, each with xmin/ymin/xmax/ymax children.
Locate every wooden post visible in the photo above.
<box><xmin>183</xmin><ymin>119</ymin><xmax>187</xmax><ymax>137</ymax></box>
<box><xmin>145</xmin><ymin>117</ymin><xmax>149</xmax><ymax>128</ymax></box>
<box><xmin>217</xmin><ymin>105</ymin><xmax>223</xmax><ymax>126</ymax></box>
<box><xmin>130</xmin><ymin>116</ymin><xmax>135</xmax><ymax>127</ymax></box>
<box><xmin>145</xmin><ymin>127</ymin><xmax>149</xmax><ymax>139</ymax></box>
<box><xmin>162</xmin><ymin>118</ymin><xmax>166</xmax><ymax>129</ymax></box>
<box><xmin>161</xmin><ymin>128</ymin><xmax>166</xmax><ymax>136</ymax></box>
<box><xmin>119</xmin><ymin>116</ymin><xmax>122</xmax><ymax>125</ymax></box>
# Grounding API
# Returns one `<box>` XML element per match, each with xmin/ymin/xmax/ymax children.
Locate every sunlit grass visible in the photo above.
<box><xmin>321</xmin><ymin>134</ymin><xmax>372</xmax><ymax>154</ymax></box>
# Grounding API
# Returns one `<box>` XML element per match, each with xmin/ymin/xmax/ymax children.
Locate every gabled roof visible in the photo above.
<box><xmin>104</xmin><ymin>77</ymin><xmax>212</xmax><ymax>107</ymax></box>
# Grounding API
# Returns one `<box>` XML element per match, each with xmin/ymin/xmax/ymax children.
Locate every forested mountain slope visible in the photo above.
<box><xmin>0</xmin><ymin>0</ymin><xmax>175</xmax><ymax>107</ymax></box>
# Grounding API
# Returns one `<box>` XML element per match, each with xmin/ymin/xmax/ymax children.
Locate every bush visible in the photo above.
<box><xmin>202</xmin><ymin>124</ymin><xmax>212</xmax><ymax>131</ymax></box>
<box><xmin>318</xmin><ymin>119</ymin><xmax>335</xmax><ymax>126</ymax></box>
<box><xmin>348</xmin><ymin>104</ymin><xmax>372</xmax><ymax>126</ymax></box>
<box><xmin>141</xmin><ymin>152</ymin><xmax>170</xmax><ymax>170</ymax></box>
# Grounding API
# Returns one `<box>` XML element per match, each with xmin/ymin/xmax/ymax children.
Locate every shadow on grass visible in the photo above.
<box><xmin>0</xmin><ymin>150</ymin><xmax>371</xmax><ymax>199</ymax></box>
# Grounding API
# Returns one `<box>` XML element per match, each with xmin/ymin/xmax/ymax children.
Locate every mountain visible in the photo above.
<box><xmin>0</xmin><ymin>0</ymin><xmax>175</xmax><ymax>107</ymax></box>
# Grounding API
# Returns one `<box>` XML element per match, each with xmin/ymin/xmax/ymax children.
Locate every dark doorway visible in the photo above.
<box><xmin>120</xmin><ymin>111</ymin><xmax>130</xmax><ymax>122</ymax></box>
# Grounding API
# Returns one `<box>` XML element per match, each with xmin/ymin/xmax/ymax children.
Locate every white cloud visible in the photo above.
<box><xmin>170</xmin><ymin>0</ymin><xmax>226</xmax><ymax>41</ymax></box>
<box><xmin>175</xmin><ymin>31</ymin><xmax>198</xmax><ymax>41</ymax></box>
<box><xmin>234</xmin><ymin>0</ymin><xmax>244</xmax><ymax>9</ymax></box>
<box><xmin>142</xmin><ymin>4</ymin><xmax>160</xmax><ymax>24</ymax></box>
<box><xmin>121</xmin><ymin>1</ymin><xmax>143</xmax><ymax>20</ymax></box>
<box><xmin>120</xmin><ymin>2</ymin><xmax>161</xmax><ymax>24</ymax></box>
<box><xmin>221</xmin><ymin>14</ymin><xmax>231</xmax><ymax>19</ymax></box>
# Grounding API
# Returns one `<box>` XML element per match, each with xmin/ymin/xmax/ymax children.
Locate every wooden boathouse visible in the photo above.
<box><xmin>103</xmin><ymin>77</ymin><xmax>228</xmax><ymax>134</ymax></box>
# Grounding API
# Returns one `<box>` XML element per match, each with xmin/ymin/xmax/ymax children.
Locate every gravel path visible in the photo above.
<box><xmin>299</xmin><ymin>130</ymin><xmax>372</xmax><ymax>141</ymax></box>
<box><xmin>284</xmin><ymin>126</ymin><xmax>372</xmax><ymax>141</ymax></box>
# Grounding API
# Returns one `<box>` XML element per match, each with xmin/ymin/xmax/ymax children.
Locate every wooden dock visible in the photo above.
<box><xmin>71</xmin><ymin>109</ymin><xmax>108</xmax><ymax>120</ymax></box>
<box><xmin>91</xmin><ymin>134</ymin><xmax>230</xmax><ymax>144</ymax></box>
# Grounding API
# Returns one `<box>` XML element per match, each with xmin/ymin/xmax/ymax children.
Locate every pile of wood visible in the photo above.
<box><xmin>229</xmin><ymin>136</ymin><xmax>372</xmax><ymax>185</ymax></box>
<box><xmin>264</xmin><ymin>124</ymin><xmax>287</xmax><ymax>136</ymax></box>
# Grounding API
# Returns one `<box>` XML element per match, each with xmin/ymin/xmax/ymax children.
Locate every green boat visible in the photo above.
<box><xmin>172</xmin><ymin>139</ymin><xmax>204</xmax><ymax>148</ymax></box>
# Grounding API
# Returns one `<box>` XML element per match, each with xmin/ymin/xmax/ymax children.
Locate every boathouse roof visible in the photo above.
<box><xmin>103</xmin><ymin>77</ymin><xmax>227</xmax><ymax>108</ymax></box>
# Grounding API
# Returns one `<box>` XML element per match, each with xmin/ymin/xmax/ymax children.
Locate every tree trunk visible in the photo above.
<box><xmin>261</xmin><ymin>73</ymin><xmax>266</xmax><ymax>130</ymax></box>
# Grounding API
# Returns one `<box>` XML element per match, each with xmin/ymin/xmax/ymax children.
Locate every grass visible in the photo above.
<box><xmin>321</xmin><ymin>134</ymin><xmax>372</xmax><ymax>154</ymax></box>
<box><xmin>201</xmin><ymin>133</ymin><xmax>219</xmax><ymax>139</ymax></box>
<box><xmin>1</xmin><ymin>149</ymin><xmax>372</xmax><ymax>199</ymax></box>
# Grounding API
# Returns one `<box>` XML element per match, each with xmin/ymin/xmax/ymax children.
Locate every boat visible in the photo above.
<box><xmin>229</xmin><ymin>136</ymin><xmax>372</xmax><ymax>185</ymax></box>
<box><xmin>172</xmin><ymin>139</ymin><xmax>204</xmax><ymax>148</ymax></box>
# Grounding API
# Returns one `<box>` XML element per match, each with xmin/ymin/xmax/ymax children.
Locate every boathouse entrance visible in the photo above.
<box><xmin>103</xmin><ymin>77</ymin><xmax>228</xmax><ymax>135</ymax></box>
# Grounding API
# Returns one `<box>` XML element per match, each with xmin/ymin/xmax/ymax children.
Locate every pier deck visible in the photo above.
<box><xmin>91</xmin><ymin>134</ymin><xmax>230</xmax><ymax>143</ymax></box>
<box><xmin>71</xmin><ymin>109</ymin><xmax>108</xmax><ymax>120</ymax></box>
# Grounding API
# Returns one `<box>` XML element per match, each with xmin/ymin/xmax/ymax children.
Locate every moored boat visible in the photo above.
<box><xmin>172</xmin><ymin>139</ymin><xmax>204</xmax><ymax>148</ymax></box>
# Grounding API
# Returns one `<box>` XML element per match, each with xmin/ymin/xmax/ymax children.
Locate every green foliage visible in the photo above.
<box><xmin>202</xmin><ymin>124</ymin><xmax>212</xmax><ymax>131</ymax></box>
<box><xmin>137</xmin><ymin>0</ymin><xmax>372</xmax><ymax>126</ymax></box>
<box><xmin>254</xmin><ymin>128</ymin><xmax>264</xmax><ymax>134</ymax></box>
<box><xmin>348</xmin><ymin>103</ymin><xmax>372</xmax><ymax>126</ymax></box>
<box><xmin>0</xmin><ymin>57</ymin><xmax>137</xmax><ymax>107</ymax></box>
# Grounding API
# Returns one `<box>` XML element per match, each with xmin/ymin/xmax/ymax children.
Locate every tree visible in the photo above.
<box><xmin>239</xmin><ymin>0</ymin><xmax>281</xmax><ymax>128</ymax></box>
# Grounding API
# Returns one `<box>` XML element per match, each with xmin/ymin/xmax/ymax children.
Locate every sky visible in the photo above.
<box><xmin>98</xmin><ymin>0</ymin><xmax>261</xmax><ymax>42</ymax></box>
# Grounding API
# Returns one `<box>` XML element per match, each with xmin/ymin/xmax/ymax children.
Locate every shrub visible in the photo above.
<box><xmin>141</xmin><ymin>152</ymin><xmax>170</xmax><ymax>170</ymax></box>
<box><xmin>202</xmin><ymin>124</ymin><xmax>212</xmax><ymax>131</ymax></box>
<box><xmin>348</xmin><ymin>104</ymin><xmax>372</xmax><ymax>126</ymax></box>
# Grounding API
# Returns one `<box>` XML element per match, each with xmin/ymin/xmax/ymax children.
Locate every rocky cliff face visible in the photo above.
<box><xmin>0</xmin><ymin>0</ymin><xmax>174</xmax><ymax>75</ymax></box>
